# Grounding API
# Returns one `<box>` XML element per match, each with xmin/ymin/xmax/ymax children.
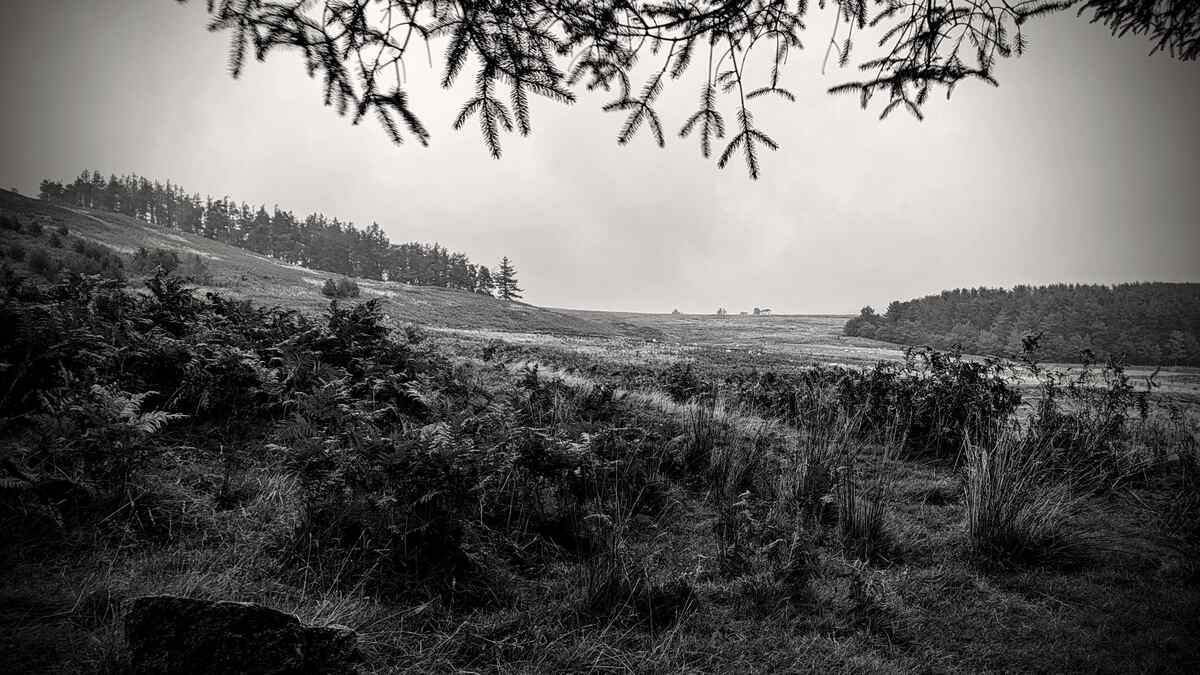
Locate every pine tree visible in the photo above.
<box><xmin>475</xmin><ymin>265</ymin><xmax>495</xmax><ymax>297</ymax></box>
<box><xmin>496</xmin><ymin>257</ymin><xmax>522</xmax><ymax>301</ymax></box>
<box><xmin>36</xmin><ymin>168</ymin><xmax>503</xmax><ymax>296</ymax></box>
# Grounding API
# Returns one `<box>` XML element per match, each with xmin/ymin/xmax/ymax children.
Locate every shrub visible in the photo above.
<box><xmin>27</xmin><ymin>248</ymin><xmax>60</xmax><ymax>279</ymax></box>
<box><xmin>0</xmin><ymin>213</ymin><xmax>19</xmax><ymax>230</ymax></box>
<box><xmin>1028</xmin><ymin>354</ymin><xmax>1159</xmax><ymax>490</ymax></box>
<box><xmin>728</xmin><ymin>347</ymin><xmax>1021</xmax><ymax>460</ymax></box>
<box><xmin>321</xmin><ymin>277</ymin><xmax>360</xmax><ymax>298</ymax></box>
<box><xmin>22</xmin><ymin>219</ymin><xmax>43</xmax><ymax>236</ymax></box>
<box><xmin>130</xmin><ymin>246</ymin><xmax>180</xmax><ymax>275</ymax></box>
<box><xmin>175</xmin><ymin>252</ymin><xmax>213</xmax><ymax>284</ymax></box>
<box><xmin>660</xmin><ymin>361</ymin><xmax>709</xmax><ymax>403</ymax></box>
<box><xmin>964</xmin><ymin>433</ymin><xmax>1080</xmax><ymax>567</ymax></box>
<box><xmin>62</xmin><ymin>239</ymin><xmax>125</xmax><ymax>281</ymax></box>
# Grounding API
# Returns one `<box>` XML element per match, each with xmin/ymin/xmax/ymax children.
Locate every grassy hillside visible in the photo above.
<box><xmin>0</xmin><ymin>189</ymin><xmax>638</xmax><ymax>338</ymax></box>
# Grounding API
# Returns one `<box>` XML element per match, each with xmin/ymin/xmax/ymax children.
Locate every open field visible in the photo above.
<box><xmin>561</xmin><ymin>310</ymin><xmax>909</xmax><ymax>367</ymax></box>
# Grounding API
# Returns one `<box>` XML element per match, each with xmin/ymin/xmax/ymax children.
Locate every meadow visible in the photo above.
<box><xmin>2</xmin><ymin>192</ymin><xmax>1199</xmax><ymax>673</ymax></box>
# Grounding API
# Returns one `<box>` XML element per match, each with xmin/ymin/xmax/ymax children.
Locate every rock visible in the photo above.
<box><xmin>124</xmin><ymin>595</ymin><xmax>362</xmax><ymax>675</ymax></box>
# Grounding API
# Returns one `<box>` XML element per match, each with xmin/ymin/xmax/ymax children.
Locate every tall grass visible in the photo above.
<box><xmin>964</xmin><ymin>432</ymin><xmax>1081</xmax><ymax>567</ymax></box>
<box><xmin>680</xmin><ymin>397</ymin><xmax>729</xmax><ymax>476</ymax></box>
<box><xmin>836</xmin><ymin>462</ymin><xmax>891</xmax><ymax>562</ymax></box>
<box><xmin>771</xmin><ymin>402</ymin><xmax>863</xmax><ymax>528</ymax></box>
<box><xmin>836</xmin><ymin>424</ymin><xmax>904</xmax><ymax>562</ymax></box>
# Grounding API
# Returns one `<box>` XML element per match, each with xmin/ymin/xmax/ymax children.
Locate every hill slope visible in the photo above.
<box><xmin>0</xmin><ymin>189</ymin><xmax>633</xmax><ymax>337</ymax></box>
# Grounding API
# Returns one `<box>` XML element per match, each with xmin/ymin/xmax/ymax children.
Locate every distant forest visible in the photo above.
<box><xmin>37</xmin><ymin>170</ymin><xmax>516</xmax><ymax>296</ymax></box>
<box><xmin>844</xmin><ymin>284</ymin><xmax>1200</xmax><ymax>367</ymax></box>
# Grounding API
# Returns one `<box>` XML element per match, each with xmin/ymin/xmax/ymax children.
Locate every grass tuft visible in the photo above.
<box><xmin>964</xmin><ymin>432</ymin><xmax>1082</xmax><ymax>567</ymax></box>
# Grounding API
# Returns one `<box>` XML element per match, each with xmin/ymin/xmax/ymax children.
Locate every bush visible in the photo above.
<box><xmin>661</xmin><ymin>361</ymin><xmax>709</xmax><ymax>403</ymax></box>
<box><xmin>130</xmin><ymin>247</ymin><xmax>180</xmax><ymax>275</ymax></box>
<box><xmin>321</xmin><ymin>277</ymin><xmax>360</xmax><ymax>299</ymax></box>
<box><xmin>1027</xmin><ymin>354</ymin><xmax>1158</xmax><ymax>490</ymax></box>
<box><xmin>22</xmin><ymin>219</ymin><xmax>44</xmax><ymax>236</ymax></box>
<box><xmin>727</xmin><ymin>347</ymin><xmax>1021</xmax><ymax>460</ymax></box>
<box><xmin>27</xmin><ymin>248</ymin><xmax>60</xmax><ymax>279</ymax></box>
<box><xmin>175</xmin><ymin>253</ymin><xmax>213</xmax><ymax>284</ymax></box>
<box><xmin>0</xmin><ymin>213</ymin><xmax>19</xmax><ymax>230</ymax></box>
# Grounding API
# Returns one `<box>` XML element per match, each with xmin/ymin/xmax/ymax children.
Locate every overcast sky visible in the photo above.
<box><xmin>1</xmin><ymin>1</ymin><xmax>1197</xmax><ymax>314</ymax></box>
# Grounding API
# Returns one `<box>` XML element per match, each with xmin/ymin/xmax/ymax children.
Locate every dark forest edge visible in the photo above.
<box><xmin>37</xmin><ymin>170</ymin><xmax>524</xmax><ymax>299</ymax></box>
<box><xmin>845</xmin><ymin>284</ymin><xmax>1200</xmax><ymax>367</ymax></box>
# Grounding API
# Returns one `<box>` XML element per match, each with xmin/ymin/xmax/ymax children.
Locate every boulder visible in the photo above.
<box><xmin>124</xmin><ymin>595</ymin><xmax>361</xmax><ymax>675</ymax></box>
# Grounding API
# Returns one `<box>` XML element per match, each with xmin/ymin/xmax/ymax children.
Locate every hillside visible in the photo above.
<box><xmin>0</xmin><ymin>189</ymin><xmax>638</xmax><ymax>338</ymax></box>
<box><xmin>845</xmin><ymin>284</ymin><xmax>1200</xmax><ymax>366</ymax></box>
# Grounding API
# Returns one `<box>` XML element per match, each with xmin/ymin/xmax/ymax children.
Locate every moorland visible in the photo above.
<box><xmin>2</xmin><ymin>189</ymin><xmax>1198</xmax><ymax>673</ymax></box>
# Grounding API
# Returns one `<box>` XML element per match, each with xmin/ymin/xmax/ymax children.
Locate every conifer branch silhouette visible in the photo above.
<box><xmin>679</xmin><ymin>45</ymin><xmax>726</xmax><ymax>159</ymax></box>
<box><xmin>180</xmin><ymin>0</ymin><xmax>1192</xmax><ymax>177</ymax></box>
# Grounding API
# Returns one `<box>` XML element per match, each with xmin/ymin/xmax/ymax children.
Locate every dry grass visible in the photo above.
<box><xmin>964</xmin><ymin>433</ymin><xmax>1083</xmax><ymax>567</ymax></box>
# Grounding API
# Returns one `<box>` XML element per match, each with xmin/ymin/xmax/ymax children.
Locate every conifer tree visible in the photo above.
<box><xmin>496</xmin><ymin>257</ymin><xmax>522</xmax><ymax>301</ymax></box>
<box><xmin>38</xmin><ymin>168</ymin><xmax>497</xmax><ymax>293</ymax></box>
<box><xmin>475</xmin><ymin>265</ymin><xmax>495</xmax><ymax>297</ymax></box>
<box><xmin>843</xmin><ymin>282</ymin><xmax>1200</xmax><ymax>366</ymax></box>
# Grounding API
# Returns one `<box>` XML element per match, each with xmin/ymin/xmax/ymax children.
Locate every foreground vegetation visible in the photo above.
<box><xmin>2</xmin><ymin>222</ymin><xmax>1199</xmax><ymax>672</ymax></box>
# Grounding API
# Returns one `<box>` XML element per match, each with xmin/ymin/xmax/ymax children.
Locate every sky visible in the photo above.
<box><xmin>1</xmin><ymin>1</ymin><xmax>1197</xmax><ymax>314</ymax></box>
